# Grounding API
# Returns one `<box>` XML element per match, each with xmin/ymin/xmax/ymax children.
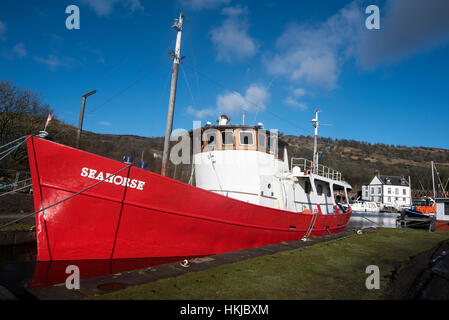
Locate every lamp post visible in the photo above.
<box><xmin>76</xmin><ymin>90</ymin><xmax>96</xmax><ymax>149</ymax></box>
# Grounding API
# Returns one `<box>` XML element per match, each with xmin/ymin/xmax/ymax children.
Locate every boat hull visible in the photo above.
<box><xmin>27</xmin><ymin>136</ymin><xmax>351</xmax><ymax>261</ymax></box>
<box><xmin>435</xmin><ymin>220</ymin><xmax>449</xmax><ymax>231</ymax></box>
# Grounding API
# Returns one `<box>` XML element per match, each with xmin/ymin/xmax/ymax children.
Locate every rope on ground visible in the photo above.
<box><xmin>0</xmin><ymin>165</ymin><xmax>131</xmax><ymax>230</ymax></box>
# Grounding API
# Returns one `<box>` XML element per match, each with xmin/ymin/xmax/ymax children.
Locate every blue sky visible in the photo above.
<box><xmin>1</xmin><ymin>0</ymin><xmax>449</xmax><ymax>149</ymax></box>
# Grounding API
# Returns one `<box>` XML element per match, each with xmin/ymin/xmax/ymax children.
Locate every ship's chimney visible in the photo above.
<box><xmin>218</xmin><ymin>115</ymin><xmax>230</xmax><ymax>126</ymax></box>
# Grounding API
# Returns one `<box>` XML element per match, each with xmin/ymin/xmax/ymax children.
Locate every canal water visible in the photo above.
<box><xmin>348</xmin><ymin>211</ymin><xmax>399</xmax><ymax>229</ymax></box>
<box><xmin>0</xmin><ymin>211</ymin><xmax>398</xmax><ymax>299</ymax></box>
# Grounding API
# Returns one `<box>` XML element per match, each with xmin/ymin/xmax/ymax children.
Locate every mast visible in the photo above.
<box><xmin>312</xmin><ymin>110</ymin><xmax>319</xmax><ymax>174</ymax></box>
<box><xmin>431</xmin><ymin>161</ymin><xmax>436</xmax><ymax>199</ymax></box>
<box><xmin>161</xmin><ymin>13</ymin><xmax>184</xmax><ymax>177</ymax></box>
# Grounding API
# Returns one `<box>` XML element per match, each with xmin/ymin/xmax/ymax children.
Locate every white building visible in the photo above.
<box><xmin>362</xmin><ymin>175</ymin><xmax>411</xmax><ymax>209</ymax></box>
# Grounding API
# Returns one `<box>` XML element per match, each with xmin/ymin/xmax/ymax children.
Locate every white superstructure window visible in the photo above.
<box><xmin>239</xmin><ymin>131</ymin><xmax>254</xmax><ymax>146</ymax></box>
<box><xmin>221</xmin><ymin>130</ymin><xmax>234</xmax><ymax>146</ymax></box>
<box><xmin>205</xmin><ymin>131</ymin><xmax>217</xmax><ymax>146</ymax></box>
<box><xmin>258</xmin><ymin>131</ymin><xmax>266</xmax><ymax>149</ymax></box>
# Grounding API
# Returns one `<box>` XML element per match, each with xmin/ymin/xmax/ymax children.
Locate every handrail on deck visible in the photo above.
<box><xmin>290</xmin><ymin>157</ymin><xmax>342</xmax><ymax>181</ymax></box>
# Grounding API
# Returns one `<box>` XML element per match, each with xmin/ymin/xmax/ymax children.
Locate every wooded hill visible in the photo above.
<box><xmin>2</xmin><ymin>114</ymin><xmax>448</xmax><ymax>193</ymax></box>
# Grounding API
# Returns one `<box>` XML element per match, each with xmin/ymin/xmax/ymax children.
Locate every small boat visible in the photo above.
<box><xmin>411</xmin><ymin>197</ymin><xmax>436</xmax><ymax>215</ymax></box>
<box><xmin>350</xmin><ymin>199</ymin><xmax>380</xmax><ymax>213</ymax></box>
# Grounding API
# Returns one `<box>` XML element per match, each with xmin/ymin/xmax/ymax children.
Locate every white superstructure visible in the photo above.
<box><xmin>193</xmin><ymin>114</ymin><xmax>352</xmax><ymax>214</ymax></box>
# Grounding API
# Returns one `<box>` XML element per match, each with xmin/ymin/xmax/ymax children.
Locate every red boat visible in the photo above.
<box><xmin>25</xmin><ymin>14</ymin><xmax>352</xmax><ymax>262</ymax></box>
<box><xmin>27</xmin><ymin>134</ymin><xmax>352</xmax><ymax>261</ymax></box>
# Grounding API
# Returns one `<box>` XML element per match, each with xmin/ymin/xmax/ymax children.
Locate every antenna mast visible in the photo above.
<box><xmin>312</xmin><ymin>110</ymin><xmax>320</xmax><ymax>173</ymax></box>
<box><xmin>161</xmin><ymin>13</ymin><xmax>184</xmax><ymax>177</ymax></box>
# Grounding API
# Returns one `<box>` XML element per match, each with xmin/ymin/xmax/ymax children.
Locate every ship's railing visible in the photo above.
<box><xmin>290</xmin><ymin>158</ymin><xmax>342</xmax><ymax>181</ymax></box>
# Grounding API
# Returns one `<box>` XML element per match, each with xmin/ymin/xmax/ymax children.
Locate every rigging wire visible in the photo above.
<box><xmin>0</xmin><ymin>165</ymin><xmax>131</xmax><ymax>231</ymax></box>
<box><xmin>86</xmin><ymin>61</ymin><xmax>169</xmax><ymax>116</ymax></box>
<box><xmin>180</xmin><ymin>63</ymin><xmax>197</xmax><ymax>108</ymax></box>
<box><xmin>185</xmin><ymin>20</ymin><xmax>203</xmax><ymax>108</ymax></box>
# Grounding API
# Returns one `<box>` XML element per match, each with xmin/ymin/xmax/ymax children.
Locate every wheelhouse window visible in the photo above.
<box><xmin>221</xmin><ymin>130</ymin><xmax>235</xmax><ymax>146</ymax></box>
<box><xmin>258</xmin><ymin>131</ymin><xmax>266</xmax><ymax>149</ymax></box>
<box><xmin>317</xmin><ymin>184</ymin><xmax>323</xmax><ymax>196</ymax></box>
<box><xmin>239</xmin><ymin>131</ymin><xmax>254</xmax><ymax>146</ymax></box>
<box><xmin>305</xmin><ymin>181</ymin><xmax>311</xmax><ymax>194</ymax></box>
<box><xmin>204</xmin><ymin>130</ymin><xmax>217</xmax><ymax>147</ymax></box>
<box><xmin>267</xmin><ymin>135</ymin><xmax>277</xmax><ymax>154</ymax></box>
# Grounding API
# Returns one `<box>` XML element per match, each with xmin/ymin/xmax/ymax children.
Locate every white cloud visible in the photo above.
<box><xmin>0</xmin><ymin>21</ymin><xmax>6</xmax><ymax>41</ymax></box>
<box><xmin>285</xmin><ymin>97</ymin><xmax>307</xmax><ymax>110</ymax></box>
<box><xmin>217</xmin><ymin>84</ymin><xmax>268</xmax><ymax>113</ymax></box>
<box><xmin>186</xmin><ymin>106</ymin><xmax>216</xmax><ymax>119</ymax></box>
<box><xmin>34</xmin><ymin>55</ymin><xmax>81</xmax><ymax>71</ymax></box>
<box><xmin>12</xmin><ymin>43</ymin><xmax>27</xmax><ymax>58</ymax></box>
<box><xmin>284</xmin><ymin>87</ymin><xmax>308</xmax><ymax>110</ymax></box>
<box><xmin>210</xmin><ymin>5</ymin><xmax>259</xmax><ymax>63</ymax></box>
<box><xmin>357</xmin><ymin>0</ymin><xmax>449</xmax><ymax>69</ymax></box>
<box><xmin>80</xmin><ymin>0</ymin><xmax>144</xmax><ymax>17</ymax></box>
<box><xmin>185</xmin><ymin>84</ymin><xmax>269</xmax><ymax>120</ymax></box>
<box><xmin>263</xmin><ymin>2</ymin><xmax>362</xmax><ymax>90</ymax></box>
<box><xmin>178</xmin><ymin>0</ymin><xmax>230</xmax><ymax>11</ymax></box>
<box><xmin>98</xmin><ymin>121</ymin><xmax>112</xmax><ymax>126</ymax></box>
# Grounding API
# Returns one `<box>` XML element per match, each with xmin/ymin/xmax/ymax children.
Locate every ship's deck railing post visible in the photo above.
<box><xmin>291</xmin><ymin>157</ymin><xmax>342</xmax><ymax>181</ymax></box>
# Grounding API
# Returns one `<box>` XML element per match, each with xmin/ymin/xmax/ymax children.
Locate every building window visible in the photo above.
<box><xmin>221</xmin><ymin>130</ymin><xmax>234</xmax><ymax>146</ymax></box>
<box><xmin>365</xmin><ymin>192</ymin><xmax>368</xmax><ymax>197</ymax></box>
<box><xmin>395</xmin><ymin>197</ymin><xmax>398</xmax><ymax>201</ymax></box>
<box><xmin>317</xmin><ymin>184</ymin><xmax>323</xmax><ymax>196</ymax></box>
<box><xmin>388</xmin><ymin>197</ymin><xmax>391</xmax><ymax>202</ymax></box>
<box><xmin>239</xmin><ymin>131</ymin><xmax>254</xmax><ymax>146</ymax></box>
<box><xmin>371</xmin><ymin>187</ymin><xmax>374</xmax><ymax>194</ymax></box>
<box><xmin>371</xmin><ymin>197</ymin><xmax>374</xmax><ymax>201</ymax></box>
<box><xmin>444</xmin><ymin>203</ymin><xmax>449</xmax><ymax>216</ymax></box>
<box><xmin>378</xmin><ymin>187</ymin><xmax>381</xmax><ymax>194</ymax></box>
<box><xmin>395</xmin><ymin>188</ymin><xmax>399</xmax><ymax>195</ymax></box>
<box><xmin>403</xmin><ymin>189</ymin><xmax>406</xmax><ymax>195</ymax></box>
<box><xmin>403</xmin><ymin>198</ymin><xmax>406</xmax><ymax>202</ymax></box>
<box><xmin>388</xmin><ymin>188</ymin><xmax>391</xmax><ymax>194</ymax></box>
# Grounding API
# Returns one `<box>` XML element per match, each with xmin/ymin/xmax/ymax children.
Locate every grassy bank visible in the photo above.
<box><xmin>87</xmin><ymin>229</ymin><xmax>449</xmax><ymax>300</ymax></box>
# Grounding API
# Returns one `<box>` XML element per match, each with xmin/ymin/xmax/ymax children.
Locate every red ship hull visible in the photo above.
<box><xmin>27</xmin><ymin>136</ymin><xmax>351</xmax><ymax>261</ymax></box>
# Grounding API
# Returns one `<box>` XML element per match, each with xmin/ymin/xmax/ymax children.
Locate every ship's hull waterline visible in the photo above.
<box><xmin>27</xmin><ymin>136</ymin><xmax>351</xmax><ymax>261</ymax></box>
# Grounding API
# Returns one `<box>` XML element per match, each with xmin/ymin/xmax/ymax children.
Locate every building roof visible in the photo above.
<box><xmin>377</xmin><ymin>175</ymin><xmax>409</xmax><ymax>186</ymax></box>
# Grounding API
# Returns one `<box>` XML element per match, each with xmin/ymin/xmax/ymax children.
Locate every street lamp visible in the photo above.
<box><xmin>76</xmin><ymin>90</ymin><xmax>96</xmax><ymax>149</ymax></box>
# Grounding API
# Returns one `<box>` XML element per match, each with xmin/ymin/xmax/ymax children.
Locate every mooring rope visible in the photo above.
<box><xmin>0</xmin><ymin>136</ymin><xmax>26</xmax><ymax>151</ymax></box>
<box><xmin>302</xmin><ymin>209</ymin><xmax>319</xmax><ymax>240</ymax></box>
<box><xmin>0</xmin><ymin>165</ymin><xmax>131</xmax><ymax>231</ymax></box>
<box><xmin>0</xmin><ymin>178</ymin><xmax>31</xmax><ymax>190</ymax></box>
<box><xmin>0</xmin><ymin>135</ymin><xmax>33</xmax><ymax>161</ymax></box>
<box><xmin>0</xmin><ymin>183</ymin><xmax>32</xmax><ymax>197</ymax></box>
